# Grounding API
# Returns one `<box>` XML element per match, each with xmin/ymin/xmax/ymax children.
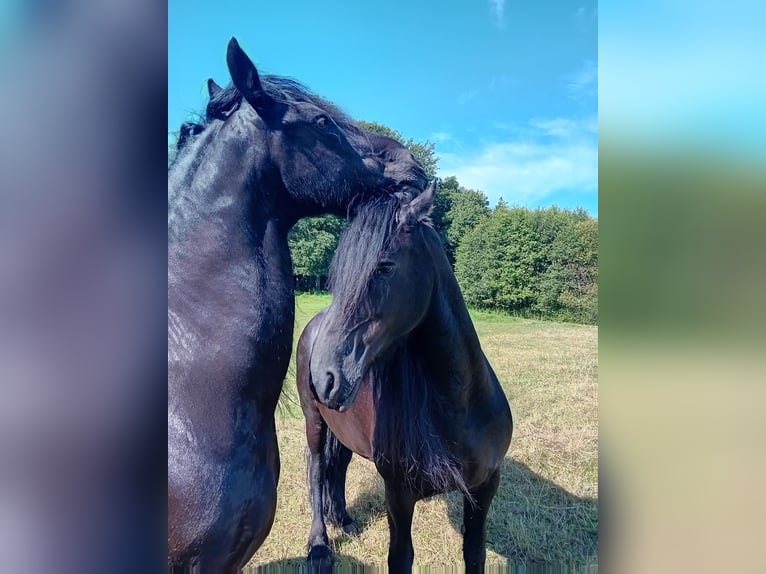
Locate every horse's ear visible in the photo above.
<box><xmin>207</xmin><ymin>78</ymin><xmax>222</xmax><ymax>99</ymax></box>
<box><xmin>226</xmin><ymin>37</ymin><xmax>274</xmax><ymax>115</ymax></box>
<box><xmin>403</xmin><ymin>178</ymin><xmax>438</xmax><ymax>224</ymax></box>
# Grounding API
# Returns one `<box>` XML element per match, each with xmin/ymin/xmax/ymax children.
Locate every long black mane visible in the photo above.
<box><xmin>328</xmin><ymin>194</ymin><xmax>400</xmax><ymax>323</ymax></box>
<box><xmin>371</xmin><ymin>348</ymin><xmax>472</xmax><ymax>501</ymax></box>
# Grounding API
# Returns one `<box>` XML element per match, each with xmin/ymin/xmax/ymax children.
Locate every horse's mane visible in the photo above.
<box><xmin>170</xmin><ymin>76</ymin><xmax>362</xmax><ymax>160</ymax></box>
<box><xmin>371</xmin><ymin>346</ymin><xmax>473</xmax><ymax>502</ymax></box>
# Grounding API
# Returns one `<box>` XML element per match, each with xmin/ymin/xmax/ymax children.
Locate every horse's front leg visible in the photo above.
<box><xmin>384</xmin><ymin>481</ymin><xmax>418</xmax><ymax>573</ymax></box>
<box><xmin>323</xmin><ymin>431</ymin><xmax>359</xmax><ymax>536</ymax></box>
<box><xmin>463</xmin><ymin>468</ymin><xmax>500</xmax><ymax>574</ymax></box>
<box><xmin>305</xmin><ymin>411</ymin><xmax>332</xmax><ymax>571</ymax></box>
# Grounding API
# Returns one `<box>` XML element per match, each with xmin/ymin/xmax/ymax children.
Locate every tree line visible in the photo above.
<box><xmin>289</xmin><ymin>122</ymin><xmax>598</xmax><ymax>325</ymax></box>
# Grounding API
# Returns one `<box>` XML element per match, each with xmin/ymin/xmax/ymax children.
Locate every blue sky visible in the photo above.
<box><xmin>169</xmin><ymin>0</ymin><xmax>598</xmax><ymax>215</ymax></box>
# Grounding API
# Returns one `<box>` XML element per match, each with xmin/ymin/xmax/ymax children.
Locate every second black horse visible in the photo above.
<box><xmin>297</xmin><ymin>181</ymin><xmax>513</xmax><ymax>573</ymax></box>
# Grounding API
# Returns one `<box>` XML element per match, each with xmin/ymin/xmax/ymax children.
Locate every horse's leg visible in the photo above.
<box><xmin>462</xmin><ymin>468</ymin><xmax>501</xmax><ymax>574</ymax></box>
<box><xmin>305</xmin><ymin>405</ymin><xmax>333</xmax><ymax>571</ymax></box>
<box><xmin>323</xmin><ymin>431</ymin><xmax>358</xmax><ymax>535</ymax></box>
<box><xmin>384</xmin><ymin>481</ymin><xmax>417</xmax><ymax>573</ymax></box>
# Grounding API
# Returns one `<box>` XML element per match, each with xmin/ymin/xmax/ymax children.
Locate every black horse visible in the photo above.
<box><xmin>168</xmin><ymin>38</ymin><xmax>426</xmax><ymax>572</ymax></box>
<box><xmin>296</xmin><ymin>181</ymin><xmax>513</xmax><ymax>573</ymax></box>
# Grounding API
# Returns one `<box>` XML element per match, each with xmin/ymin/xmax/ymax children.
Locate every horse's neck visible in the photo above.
<box><xmin>168</xmin><ymin>139</ymin><xmax>295</xmax><ymax>364</ymax></box>
<box><xmin>169</xmin><ymin>132</ymin><xmax>290</xmax><ymax>277</ymax></box>
<box><xmin>415</xmin><ymin>238</ymin><xmax>492</xmax><ymax>402</ymax></box>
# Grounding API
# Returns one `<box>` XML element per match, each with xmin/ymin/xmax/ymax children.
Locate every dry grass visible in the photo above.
<box><xmin>247</xmin><ymin>294</ymin><xmax>598</xmax><ymax>571</ymax></box>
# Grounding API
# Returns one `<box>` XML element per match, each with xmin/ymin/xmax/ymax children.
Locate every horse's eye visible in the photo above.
<box><xmin>376</xmin><ymin>261</ymin><xmax>395</xmax><ymax>275</ymax></box>
<box><xmin>314</xmin><ymin>115</ymin><xmax>330</xmax><ymax>129</ymax></box>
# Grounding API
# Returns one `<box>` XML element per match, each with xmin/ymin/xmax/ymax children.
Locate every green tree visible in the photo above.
<box><xmin>536</xmin><ymin>216</ymin><xmax>598</xmax><ymax>323</ymax></box>
<box><xmin>530</xmin><ymin>206</ymin><xmax>572</xmax><ymax>274</ymax></box>
<box><xmin>430</xmin><ymin>181</ymin><xmax>454</xmax><ymax>254</ymax></box>
<box><xmin>425</xmin><ymin>175</ymin><xmax>458</xmax><ymax>262</ymax></box>
<box><xmin>418</xmin><ymin>175</ymin><xmax>492</xmax><ymax>266</ymax></box>
<box><xmin>445</xmin><ymin>186</ymin><xmax>491</xmax><ymax>264</ymax></box>
<box><xmin>288</xmin><ymin>215</ymin><xmax>346</xmax><ymax>290</ymax></box>
<box><xmin>455</xmin><ymin>204</ymin><xmax>597</xmax><ymax>323</ymax></box>
<box><xmin>455</xmin><ymin>207</ymin><xmax>544</xmax><ymax>313</ymax></box>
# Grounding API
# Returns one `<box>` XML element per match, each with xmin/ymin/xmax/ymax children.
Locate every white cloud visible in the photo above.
<box><xmin>489</xmin><ymin>0</ymin><xmax>505</xmax><ymax>29</ymax></box>
<box><xmin>529</xmin><ymin>116</ymin><xmax>598</xmax><ymax>138</ymax></box>
<box><xmin>566</xmin><ymin>59</ymin><xmax>598</xmax><ymax>104</ymax></box>
<box><xmin>437</xmin><ymin>116</ymin><xmax>597</xmax><ymax>207</ymax></box>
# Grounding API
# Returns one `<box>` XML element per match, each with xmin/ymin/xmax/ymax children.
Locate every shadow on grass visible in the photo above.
<box><xmin>444</xmin><ymin>458</ymin><xmax>598</xmax><ymax>568</ymax></box>
<box><xmin>245</xmin><ymin>553</ymin><xmax>372</xmax><ymax>574</ymax></box>
<box><xmin>338</xmin><ymin>457</ymin><xmax>598</xmax><ymax>571</ymax></box>
<box><xmin>344</xmin><ymin>474</ymin><xmax>387</xmax><ymax>535</ymax></box>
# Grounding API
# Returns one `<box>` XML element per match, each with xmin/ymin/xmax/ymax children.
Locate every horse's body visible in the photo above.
<box><xmin>296</xmin><ymin>182</ymin><xmax>513</xmax><ymax>573</ymax></box>
<box><xmin>168</xmin><ymin>38</ymin><xmax>426</xmax><ymax>572</ymax></box>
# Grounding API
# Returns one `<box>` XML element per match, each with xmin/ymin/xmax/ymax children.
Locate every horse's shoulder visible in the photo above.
<box><xmin>297</xmin><ymin>308</ymin><xmax>329</xmax><ymax>351</ymax></box>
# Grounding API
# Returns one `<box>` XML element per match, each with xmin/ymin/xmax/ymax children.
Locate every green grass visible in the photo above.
<box><xmin>276</xmin><ymin>293</ymin><xmax>333</xmax><ymax>419</ymax></box>
<box><xmin>293</xmin><ymin>291</ymin><xmax>333</xmax><ymax>317</ymax></box>
<box><xmin>252</xmin><ymin>292</ymin><xmax>598</xmax><ymax>570</ymax></box>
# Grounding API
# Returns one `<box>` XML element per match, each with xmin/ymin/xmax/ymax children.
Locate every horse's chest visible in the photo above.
<box><xmin>319</xmin><ymin>379</ymin><xmax>376</xmax><ymax>459</ymax></box>
<box><xmin>168</xmin><ymin>411</ymin><xmax>279</xmax><ymax>560</ymax></box>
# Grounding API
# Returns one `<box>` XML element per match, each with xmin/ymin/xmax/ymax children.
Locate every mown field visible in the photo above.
<box><xmin>246</xmin><ymin>293</ymin><xmax>598</xmax><ymax>572</ymax></box>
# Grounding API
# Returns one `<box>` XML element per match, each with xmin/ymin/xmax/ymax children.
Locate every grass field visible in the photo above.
<box><xmin>246</xmin><ymin>293</ymin><xmax>598</xmax><ymax>571</ymax></box>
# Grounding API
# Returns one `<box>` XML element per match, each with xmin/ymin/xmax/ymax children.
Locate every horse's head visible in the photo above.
<box><xmin>177</xmin><ymin>38</ymin><xmax>426</xmax><ymax>224</ymax></box>
<box><xmin>309</xmin><ymin>180</ymin><xmax>438</xmax><ymax>411</ymax></box>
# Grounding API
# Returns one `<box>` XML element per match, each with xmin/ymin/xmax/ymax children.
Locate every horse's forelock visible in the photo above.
<box><xmin>260</xmin><ymin>76</ymin><xmax>358</xmax><ymax>133</ymax></box>
<box><xmin>206</xmin><ymin>84</ymin><xmax>243</xmax><ymax>120</ymax></box>
<box><xmin>329</xmin><ymin>194</ymin><xmax>402</xmax><ymax>323</ymax></box>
